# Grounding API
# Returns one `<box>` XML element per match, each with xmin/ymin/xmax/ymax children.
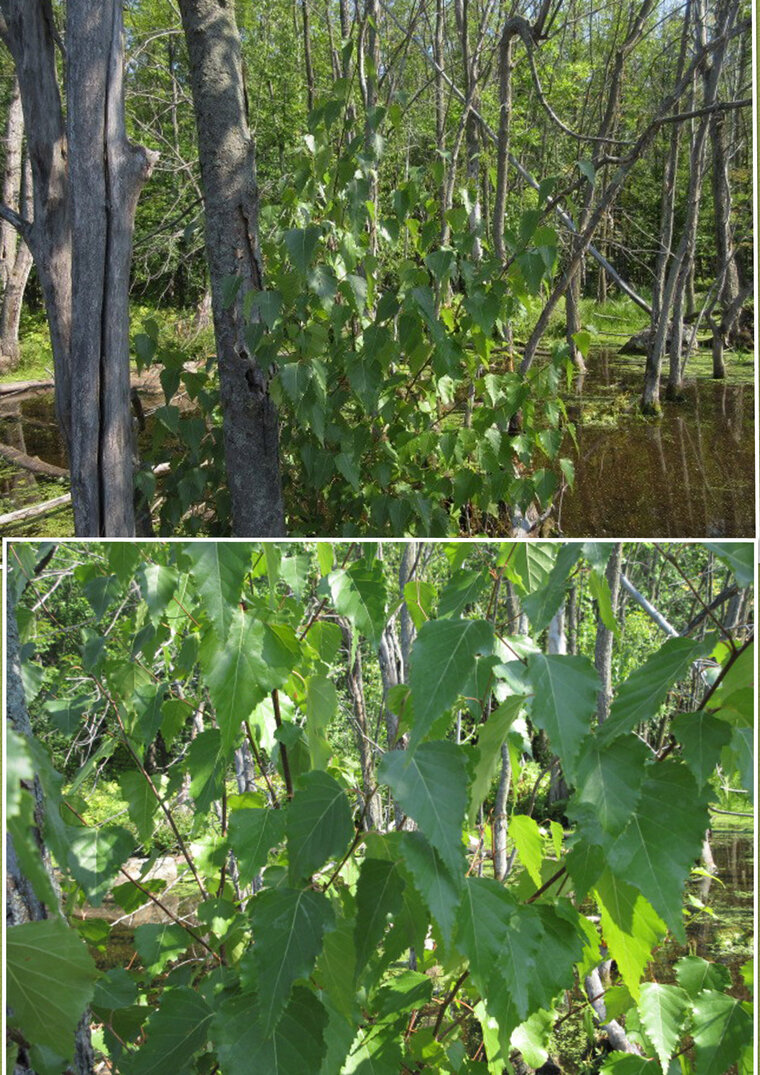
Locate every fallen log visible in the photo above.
<box><xmin>0</xmin><ymin>442</ymin><xmax>68</xmax><ymax>478</ymax></box>
<box><xmin>0</xmin><ymin>379</ymin><xmax>55</xmax><ymax>395</ymax></box>
<box><xmin>0</xmin><ymin>493</ymin><xmax>72</xmax><ymax>528</ymax></box>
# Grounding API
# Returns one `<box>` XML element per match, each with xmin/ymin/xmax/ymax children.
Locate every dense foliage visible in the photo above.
<box><xmin>6</xmin><ymin>540</ymin><xmax>754</xmax><ymax>1074</ymax></box>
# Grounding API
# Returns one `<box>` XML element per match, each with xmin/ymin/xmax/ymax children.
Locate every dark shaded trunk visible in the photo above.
<box><xmin>178</xmin><ymin>0</ymin><xmax>285</xmax><ymax>536</ymax></box>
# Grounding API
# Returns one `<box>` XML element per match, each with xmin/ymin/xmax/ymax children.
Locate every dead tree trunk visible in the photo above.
<box><xmin>0</xmin><ymin>72</ymin><xmax>33</xmax><ymax>371</ymax></box>
<box><xmin>0</xmin><ymin>0</ymin><xmax>157</xmax><ymax>535</ymax></box>
<box><xmin>178</xmin><ymin>0</ymin><xmax>285</xmax><ymax>536</ymax></box>
<box><xmin>0</xmin><ymin>152</ymin><xmax>33</xmax><ymax>373</ymax></box>
<box><xmin>67</xmin><ymin>0</ymin><xmax>158</xmax><ymax>535</ymax></box>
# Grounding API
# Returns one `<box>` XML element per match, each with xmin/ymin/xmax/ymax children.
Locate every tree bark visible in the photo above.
<box><xmin>341</xmin><ymin>621</ymin><xmax>383</xmax><ymax>830</ymax></box>
<box><xmin>0</xmin><ymin>73</ymin><xmax>33</xmax><ymax>371</ymax></box>
<box><xmin>0</xmin><ymin>0</ymin><xmax>72</xmax><ymax>440</ymax></box>
<box><xmin>178</xmin><ymin>0</ymin><xmax>285</xmax><ymax>536</ymax></box>
<box><xmin>0</xmin><ymin>152</ymin><xmax>33</xmax><ymax>372</ymax></box>
<box><xmin>67</xmin><ymin>0</ymin><xmax>157</xmax><ymax>535</ymax></box>
<box><xmin>1</xmin><ymin>0</ymin><xmax>157</xmax><ymax>535</ymax></box>
<box><xmin>594</xmin><ymin>544</ymin><xmax>622</xmax><ymax>724</ymax></box>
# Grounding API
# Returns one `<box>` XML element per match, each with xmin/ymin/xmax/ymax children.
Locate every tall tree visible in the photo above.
<box><xmin>178</xmin><ymin>0</ymin><xmax>285</xmax><ymax>536</ymax></box>
<box><xmin>0</xmin><ymin>0</ymin><xmax>157</xmax><ymax>535</ymax></box>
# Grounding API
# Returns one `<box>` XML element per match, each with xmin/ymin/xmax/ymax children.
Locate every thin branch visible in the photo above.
<box><xmin>271</xmin><ymin>689</ymin><xmax>293</xmax><ymax>800</ymax></box>
<box><xmin>433</xmin><ymin>970</ymin><xmax>470</xmax><ymax>1039</ymax></box>
<box><xmin>0</xmin><ymin>201</ymin><xmax>33</xmax><ymax>244</ymax></box>
<box><xmin>245</xmin><ymin>721</ymin><xmax>281</xmax><ymax>807</ymax></box>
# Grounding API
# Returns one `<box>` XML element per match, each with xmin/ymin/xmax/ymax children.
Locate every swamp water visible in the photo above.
<box><xmin>557</xmin><ymin>351</ymin><xmax>754</xmax><ymax>538</ymax></box>
<box><xmin>0</xmin><ymin>350</ymin><xmax>754</xmax><ymax>537</ymax></box>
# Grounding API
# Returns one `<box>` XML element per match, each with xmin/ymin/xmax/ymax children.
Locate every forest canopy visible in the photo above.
<box><xmin>5</xmin><ymin>539</ymin><xmax>755</xmax><ymax>1074</ymax></box>
<box><xmin>0</xmin><ymin>0</ymin><xmax>753</xmax><ymax>536</ymax></box>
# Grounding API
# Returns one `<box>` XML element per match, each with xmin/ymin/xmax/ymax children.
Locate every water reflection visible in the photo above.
<box><xmin>0</xmin><ymin>350</ymin><xmax>755</xmax><ymax>537</ymax></box>
<box><xmin>558</xmin><ymin>353</ymin><xmax>754</xmax><ymax>537</ymax></box>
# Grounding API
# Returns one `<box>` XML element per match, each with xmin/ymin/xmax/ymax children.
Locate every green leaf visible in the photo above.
<box><xmin>638</xmin><ymin>982</ymin><xmax>690</xmax><ymax>1070</ymax></box>
<box><xmin>211</xmin><ymin>986</ymin><xmax>328</xmax><ymax>1074</ymax></box>
<box><xmin>67</xmin><ymin>825</ymin><xmax>134</xmax><ymax>907</ymax></box>
<box><xmin>594</xmin><ymin>870</ymin><xmax>666</xmax><ymax>1001</ymax></box>
<box><xmin>118</xmin><ymin>770</ymin><xmax>159</xmax><ymax>843</ymax></box>
<box><xmin>704</xmin><ymin>542</ymin><xmax>755</xmax><ymax>587</ymax></box>
<box><xmin>228</xmin><ymin>808</ymin><xmax>286</xmax><ymax>886</ymax></box>
<box><xmin>588</xmin><ymin>568</ymin><xmax>618</xmax><ymax>634</ymax></box>
<box><xmin>82</xmin><ymin>573</ymin><xmax>122</xmax><ymax>622</ymax></box>
<box><xmin>199</xmin><ymin>609</ymin><xmax>301</xmax><ymax>758</ymax></box>
<box><xmin>221</xmin><ymin>274</ymin><xmax>243</xmax><ymax>308</ymax></box>
<box><xmin>285</xmin><ymin>225</ymin><xmax>321</xmax><ymax>274</ymax></box>
<box><xmin>578</xmin><ymin>158</ymin><xmax>596</xmax><ymax>185</ymax></box>
<box><xmin>354</xmin><ymin>856</ymin><xmax>405</xmax><ymax>972</ymax></box>
<box><xmin>455</xmin><ymin>880</ymin><xmax>572</xmax><ymax>1047</ymax></box>
<box><xmin>608</xmin><ymin>761</ymin><xmax>710</xmax><ymax>939</ymax></box>
<box><xmin>509</xmin><ymin>814</ymin><xmax>543</xmax><ymax>887</ymax></box>
<box><xmin>184</xmin><ymin>542</ymin><xmax>251</xmax><ymax>641</ymax></box>
<box><xmin>136</xmin><ymin>563</ymin><xmax>179</xmax><ymax>625</ymax></box>
<box><xmin>691</xmin><ymin>990</ymin><xmax>753</xmax><ymax>1075</ymax></box>
<box><xmin>305</xmin><ymin>675</ymin><xmax>337</xmax><ymax>769</ymax></box>
<box><xmin>397</xmin><ymin>831</ymin><xmax>460</xmax><ymax>948</ymax></box>
<box><xmin>287</xmin><ymin>771</ymin><xmax>354</xmax><ymax>883</ymax></box>
<box><xmin>248</xmin><ymin>887</ymin><xmax>335</xmax><ymax>1034</ymax></box>
<box><xmin>437</xmin><ymin>569</ymin><xmax>487</xmax><ymax>619</ymax></box>
<box><xmin>599</xmin><ymin>1056</ymin><xmax>653</xmax><ymax>1075</ymax></box>
<box><xmin>43</xmin><ymin>694</ymin><xmax>90</xmax><ymax>736</ymax></box>
<box><xmin>526</xmin><ymin>653</ymin><xmax>599</xmax><ymax>782</ymax></box>
<box><xmin>6</xmin><ymin>920</ymin><xmax>99</xmax><ymax>1061</ymax></box>
<box><xmin>569</xmin><ymin>735</ymin><xmax>650</xmax><ymax>838</ymax></box>
<box><xmin>521</xmin><ymin>544</ymin><xmax>580</xmax><ymax>631</ymax></box>
<box><xmin>468</xmin><ymin>696</ymin><xmax>526</xmax><ymax>824</ymax></box>
<box><xmin>674</xmin><ymin>955</ymin><xmax>732</xmax><ymax>997</ymax></box>
<box><xmin>510</xmin><ymin>1008</ymin><xmax>554</xmax><ymax>1068</ymax></box>
<box><xmin>249</xmin><ymin>289</ymin><xmax>283</xmax><ymax>329</ymax></box>
<box><xmin>315</xmin><ymin>918</ymin><xmax>357</xmax><ymax>1017</ymax></box>
<box><xmin>121</xmin><ymin>986</ymin><xmax>212</xmax><ymax>1075</ymax></box>
<box><xmin>322</xmin><ymin>561</ymin><xmax>387</xmax><ymax>647</ymax></box>
<box><xmin>92</xmin><ymin>967</ymin><xmax>138</xmax><ymax>1013</ymax></box>
<box><xmin>134</xmin><ymin>923</ymin><xmax>190</xmax><ymax>974</ymax></box>
<box><xmin>342</xmin><ymin>1029</ymin><xmax>405</xmax><ymax>1074</ymax></box>
<box><xmin>379</xmin><ymin>742</ymin><xmax>468</xmax><ymax>879</ymax></box>
<box><xmin>108</xmin><ymin>544</ymin><xmax>141</xmax><ymax>583</ymax></box>
<box><xmin>671</xmin><ymin>710</ymin><xmax>733</xmax><ymax>789</ymax></box>
<box><xmin>403</xmin><ymin>579</ymin><xmax>436</xmax><ymax>630</ymax></box>
<box><xmin>407</xmin><ymin>619</ymin><xmax>494</xmax><ymax>749</ymax></box>
<box><xmin>600</xmin><ymin>636</ymin><xmax>715</xmax><ymax>744</ymax></box>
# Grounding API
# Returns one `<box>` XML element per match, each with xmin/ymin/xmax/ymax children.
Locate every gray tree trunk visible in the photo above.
<box><xmin>493</xmin><ymin>29</ymin><xmax>514</xmax><ymax>264</ymax></box>
<box><xmin>178</xmin><ymin>0</ymin><xmax>285</xmax><ymax>536</ymax></box>
<box><xmin>67</xmin><ymin>0</ymin><xmax>157</xmax><ymax>535</ymax></box>
<box><xmin>0</xmin><ymin>152</ymin><xmax>33</xmax><ymax>372</ymax></box>
<box><xmin>710</xmin><ymin>108</ymin><xmax>740</xmax><ymax>307</ymax></box>
<box><xmin>341</xmin><ymin>621</ymin><xmax>383</xmax><ymax>830</ymax></box>
<box><xmin>594</xmin><ymin>543</ymin><xmax>622</xmax><ymax>724</ymax></box>
<box><xmin>0</xmin><ymin>75</ymin><xmax>23</xmax><ymax>292</ymax></box>
<box><xmin>1</xmin><ymin>0</ymin><xmax>157</xmax><ymax>535</ymax></box>
<box><xmin>0</xmin><ymin>0</ymin><xmax>73</xmax><ymax>439</ymax></box>
<box><xmin>643</xmin><ymin>0</ymin><xmax>736</xmax><ymax>410</ymax></box>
